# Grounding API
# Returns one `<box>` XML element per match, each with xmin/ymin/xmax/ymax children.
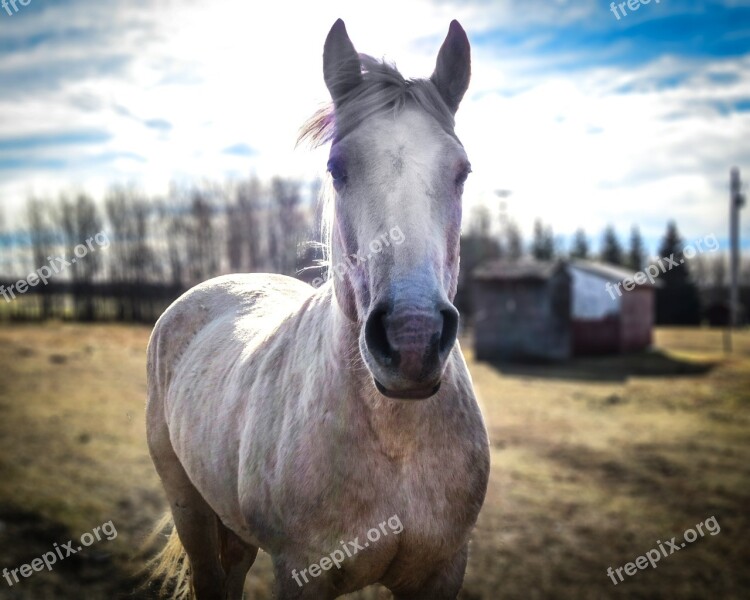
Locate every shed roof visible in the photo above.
<box><xmin>474</xmin><ymin>258</ymin><xmax>658</xmax><ymax>288</ymax></box>
<box><xmin>569</xmin><ymin>259</ymin><xmax>658</xmax><ymax>287</ymax></box>
<box><xmin>473</xmin><ymin>259</ymin><xmax>566</xmax><ymax>282</ymax></box>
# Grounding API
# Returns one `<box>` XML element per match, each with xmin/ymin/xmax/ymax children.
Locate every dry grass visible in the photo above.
<box><xmin>0</xmin><ymin>323</ymin><xmax>747</xmax><ymax>599</ymax></box>
<box><xmin>465</xmin><ymin>327</ymin><xmax>750</xmax><ymax>600</ymax></box>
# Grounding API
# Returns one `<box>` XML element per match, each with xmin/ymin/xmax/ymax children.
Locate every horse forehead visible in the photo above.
<box><xmin>363</xmin><ymin>109</ymin><xmax>447</xmax><ymax>159</ymax></box>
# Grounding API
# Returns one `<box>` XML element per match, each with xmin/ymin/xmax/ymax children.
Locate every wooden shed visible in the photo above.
<box><xmin>472</xmin><ymin>260</ymin><xmax>571</xmax><ymax>361</ymax></box>
<box><xmin>472</xmin><ymin>259</ymin><xmax>656</xmax><ymax>361</ymax></box>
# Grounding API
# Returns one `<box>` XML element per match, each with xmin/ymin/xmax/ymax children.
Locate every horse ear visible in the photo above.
<box><xmin>430</xmin><ymin>20</ymin><xmax>471</xmax><ymax>114</ymax></box>
<box><xmin>323</xmin><ymin>19</ymin><xmax>362</xmax><ymax>106</ymax></box>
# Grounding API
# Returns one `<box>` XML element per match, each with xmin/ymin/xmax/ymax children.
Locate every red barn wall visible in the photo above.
<box><xmin>620</xmin><ymin>288</ymin><xmax>654</xmax><ymax>351</ymax></box>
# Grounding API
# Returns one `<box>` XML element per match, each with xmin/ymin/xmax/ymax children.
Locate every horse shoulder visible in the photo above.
<box><xmin>147</xmin><ymin>274</ymin><xmax>313</xmax><ymax>396</ymax></box>
<box><xmin>147</xmin><ymin>274</ymin><xmax>322</xmax><ymax>537</ymax></box>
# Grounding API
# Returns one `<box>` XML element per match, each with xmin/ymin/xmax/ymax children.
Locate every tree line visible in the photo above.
<box><xmin>0</xmin><ymin>183</ymin><xmax>745</xmax><ymax>325</ymax></box>
<box><xmin>459</xmin><ymin>205</ymin><xmax>748</xmax><ymax>325</ymax></box>
<box><xmin>0</xmin><ymin>177</ymin><xmax>321</xmax><ymax>322</ymax></box>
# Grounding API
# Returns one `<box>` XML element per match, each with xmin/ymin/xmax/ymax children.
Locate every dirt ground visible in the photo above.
<box><xmin>0</xmin><ymin>323</ymin><xmax>748</xmax><ymax>599</ymax></box>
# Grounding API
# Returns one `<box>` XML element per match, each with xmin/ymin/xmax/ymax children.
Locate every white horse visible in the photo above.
<box><xmin>146</xmin><ymin>19</ymin><xmax>490</xmax><ymax>600</ymax></box>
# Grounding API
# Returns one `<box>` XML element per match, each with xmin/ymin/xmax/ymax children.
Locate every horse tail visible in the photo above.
<box><xmin>142</xmin><ymin>512</ymin><xmax>193</xmax><ymax>600</ymax></box>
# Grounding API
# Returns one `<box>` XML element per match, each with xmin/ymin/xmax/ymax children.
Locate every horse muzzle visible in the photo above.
<box><xmin>362</xmin><ymin>299</ymin><xmax>458</xmax><ymax>400</ymax></box>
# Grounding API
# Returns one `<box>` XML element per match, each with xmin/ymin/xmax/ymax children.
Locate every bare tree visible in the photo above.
<box><xmin>57</xmin><ymin>193</ymin><xmax>103</xmax><ymax>320</ymax></box>
<box><xmin>226</xmin><ymin>177</ymin><xmax>266</xmax><ymax>273</ymax></box>
<box><xmin>109</xmin><ymin>187</ymin><xmax>162</xmax><ymax>320</ymax></box>
<box><xmin>187</xmin><ymin>189</ymin><xmax>220</xmax><ymax>284</ymax></box>
<box><xmin>26</xmin><ymin>197</ymin><xmax>56</xmax><ymax>318</ymax></box>
<box><xmin>269</xmin><ymin>177</ymin><xmax>304</xmax><ymax>276</ymax></box>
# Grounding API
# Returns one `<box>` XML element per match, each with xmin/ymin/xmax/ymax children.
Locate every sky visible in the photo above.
<box><xmin>0</xmin><ymin>0</ymin><xmax>748</xmax><ymax>255</ymax></box>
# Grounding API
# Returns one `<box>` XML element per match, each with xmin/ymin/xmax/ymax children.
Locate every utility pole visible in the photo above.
<box><xmin>727</xmin><ymin>167</ymin><xmax>745</xmax><ymax>351</ymax></box>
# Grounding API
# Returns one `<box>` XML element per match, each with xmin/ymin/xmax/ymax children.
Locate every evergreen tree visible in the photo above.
<box><xmin>461</xmin><ymin>206</ymin><xmax>502</xmax><ymax>270</ymax></box>
<box><xmin>456</xmin><ymin>205</ymin><xmax>501</xmax><ymax>317</ymax></box>
<box><xmin>569</xmin><ymin>228</ymin><xmax>589</xmax><ymax>259</ymax></box>
<box><xmin>627</xmin><ymin>225</ymin><xmax>646</xmax><ymax>271</ymax></box>
<box><xmin>505</xmin><ymin>221</ymin><xmax>524</xmax><ymax>261</ymax></box>
<box><xmin>656</xmin><ymin>222</ymin><xmax>692</xmax><ymax>284</ymax></box>
<box><xmin>530</xmin><ymin>219</ymin><xmax>555</xmax><ymax>260</ymax></box>
<box><xmin>654</xmin><ymin>221</ymin><xmax>701</xmax><ymax>324</ymax></box>
<box><xmin>600</xmin><ymin>225</ymin><xmax>623</xmax><ymax>266</ymax></box>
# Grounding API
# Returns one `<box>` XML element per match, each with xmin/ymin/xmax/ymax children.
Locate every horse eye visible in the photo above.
<box><xmin>327</xmin><ymin>159</ymin><xmax>348</xmax><ymax>186</ymax></box>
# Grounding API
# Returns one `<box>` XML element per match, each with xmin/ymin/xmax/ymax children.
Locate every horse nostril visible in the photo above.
<box><xmin>365</xmin><ymin>307</ymin><xmax>394</xmax><ymax>366</ymax></box>
<box><xmin>439</xmin><ymin>306</ymin><xmax>459</xmax><ymax>356</ymax></box>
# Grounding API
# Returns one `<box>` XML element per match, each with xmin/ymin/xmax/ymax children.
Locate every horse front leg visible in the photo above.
<box><xmin>219</xmin><ymin>522</ymin><xmax>258</xmax><ymax>599</ymax></box>
<box><xmin>391</xmin><ymin>543</ymin><xmax>469</xmax><ymax>600</ymax></box>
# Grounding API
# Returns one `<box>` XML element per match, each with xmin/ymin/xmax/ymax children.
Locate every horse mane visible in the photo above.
<box><xmin>297</xmin><ymin>54</ymin><xmax>457</xmax><ymax>148</ymax></box>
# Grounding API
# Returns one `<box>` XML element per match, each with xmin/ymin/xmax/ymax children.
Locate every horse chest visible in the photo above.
<box><xmin>405</xmin><ymin>444</ymin><xmax>480</xmax><ymax>516</ymax></box>
<box><xmin>351</xmin><ymin>427</ymin><xmax>485</xmax><ymax>540</ymax></box>
<box><xmin>329</xmin><ymin>437</ymin><xmax>485</xmax><ymax>582</ymax></box>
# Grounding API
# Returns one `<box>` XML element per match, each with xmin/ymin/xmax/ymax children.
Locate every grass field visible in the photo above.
<box><xmin>0</xmin><ymin>323</ymin><xmax>748</xmax><ymax>599</ymax></box>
